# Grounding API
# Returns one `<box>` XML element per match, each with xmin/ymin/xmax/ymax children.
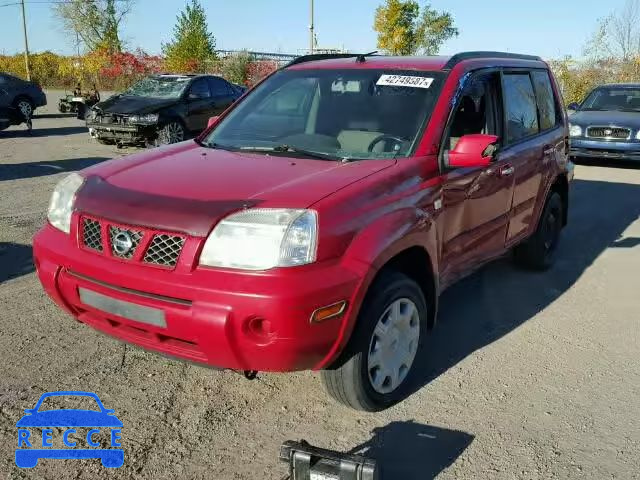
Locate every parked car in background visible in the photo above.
<box><xmin>568</xmin><ymin>83</ymin><xmax>640</xmax><ymax>162</ymax></box>
<box><xmin>86</xmin><ymin>74</ymin><xmax>246</xmax><ymax>147</ymax></box>
<box><xmin>34</xmin><ymin>52</ymin><xmax>572</xmax><ymax>411</ymax></box>
<box><xmin>0</xmin><ymin>72</ymin><xmax>47</xmax><ymax>118</ymax></box>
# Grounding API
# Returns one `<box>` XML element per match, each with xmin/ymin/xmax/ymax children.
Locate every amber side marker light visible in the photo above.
<box><xmin>310</xmin><ymin>301</ymin><xmax>347</xmax><ymax>323</ymax></box>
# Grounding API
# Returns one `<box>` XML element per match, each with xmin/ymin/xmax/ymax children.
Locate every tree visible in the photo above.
<box><xmin>585</xmin><ymin>0</ymin><xmax>640</xmax><ymax>61</ymax></box>
<box><xmin>162</xmin><ymin>0</ymin><xmax>217</xmax><ymax>73</ymax></box>
<box><xmin>373</xmin><ymin>0</ymin><xmax>458</xmax><ymax>56</ymax></box>
<box><xmin>53</xmin><ymin>0</ymin><xmax>134</xmax><ymax>54</ymax></box>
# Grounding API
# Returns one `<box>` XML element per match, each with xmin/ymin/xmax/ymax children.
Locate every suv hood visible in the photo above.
<box><xmin>95</xmin><ymin>94</ymin><xmax>177</xmax><ymax>115</ymax></box>
<box><xmin>75</xmin><ymin>141</ymin><xmax>394</xmax><ymax>237</ymax></box>
<box><xmin>570</xmin><ymin>109</ymin><xmax>640</xmax><ymax>128</ymax></box>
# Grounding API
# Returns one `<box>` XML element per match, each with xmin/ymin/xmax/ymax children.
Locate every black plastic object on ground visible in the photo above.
<box><xmin>280</xmin><ymin>440</ymin><xmax>378</xmax><ymax>480</ymax></box>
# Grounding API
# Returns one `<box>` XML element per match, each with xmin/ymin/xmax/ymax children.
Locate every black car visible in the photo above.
<box><xmin>86</xmin><ymin>74</ymin><xmax>246</xmax><ymax>147</ymax></box>
<box><xmin>0</xmin><ymin>72</ymin><xmax>47</xmax><ymax>119</ymax></box>
<box><xmin>568</xmin><ymin>83</ymin><xmax>640</xmax><ymax>162</ymax></box>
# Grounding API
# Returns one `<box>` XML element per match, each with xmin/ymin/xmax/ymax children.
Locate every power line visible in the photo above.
<box><xmin>0</xmin><ymin>0</ymin><xmax>130</xmax><ymax>7</ymax></box>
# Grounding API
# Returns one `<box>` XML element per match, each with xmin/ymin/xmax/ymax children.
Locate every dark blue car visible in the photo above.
<box><xmin>0</xmin><ymin>72</ymin><xmax>47</xmax><ymax>119</ymax></box>
<box><xmin>568</xmin><ymin>83</ymin><xmax>640</xmax><ymax>162</ymax></box>
<box><xmin>15</xmin><ymin>391</ymin><xmax>123</xmax><ymax>468</ymax></box>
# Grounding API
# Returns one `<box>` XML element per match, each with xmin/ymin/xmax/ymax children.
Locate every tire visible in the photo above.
<box><xmin>321</xmin><ymin>271</ymin><xmax>428</xmax><ymax>411</ymax></box>
<box><xmin>14</xmin><ymin>97</ymin><xmax>33</xmax><ymax>119</ymax></box>
<box><xmin>76</xmin><ymin>103</ymin><xmax>87</xmax><ymax>120</ymax></box>
<box><xmin>514</xmin><ymin>192</ymin><xmax>563</xmax><ymax>271</ymax></box>
<box><xmin>96</xmin><ymin>138</ymin><xmax>115</xmax><ymax>146</ymax></box>
<box><xmin>156</xmin><ymin>119</ymin><xmax>185</xmax><ymax>145</ymax></box>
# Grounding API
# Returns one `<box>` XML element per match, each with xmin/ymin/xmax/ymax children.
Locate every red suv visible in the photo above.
<box><xmin>34</xmin><ymin>52</ymin><xmax>573</xmax><ymax>411</ymax></box>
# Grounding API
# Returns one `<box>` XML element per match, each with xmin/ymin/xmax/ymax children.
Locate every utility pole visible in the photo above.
<box><xmin>309</xmin><ymin>0</ymin><xmax>314</xmax><ymax>54</ymax></box>
<box><xmin>20</xmin><ymin>0</ymin><xmax>31</xmax><ymax>81</ymax></box>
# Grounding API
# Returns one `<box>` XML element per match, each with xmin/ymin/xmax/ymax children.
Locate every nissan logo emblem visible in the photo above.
<box><xmin>113</xmin><ymin>231</ymin><xmax>134</xmax><ymax>255</ymax></box>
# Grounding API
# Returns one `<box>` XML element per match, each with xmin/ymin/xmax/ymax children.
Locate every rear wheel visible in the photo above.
<box><xmin>14</xmin><ymin>97</ymin><xmax>33</xmax><ymax>119</ymax></box>
<box><xmin>321</xmin><ymin>271</ymin><xmax>428</xmax><ymax>411</ymax></box>
<box><xmin>514</xmin><ymin>192</ymin><xmax>563</xmax><ymax>270</ymax></box>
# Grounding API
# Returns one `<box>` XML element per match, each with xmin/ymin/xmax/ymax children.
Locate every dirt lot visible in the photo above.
<box><xmin>1</xmin><ymin>90</ymin><xmax>639</xmax><ymax>479</ymax></box>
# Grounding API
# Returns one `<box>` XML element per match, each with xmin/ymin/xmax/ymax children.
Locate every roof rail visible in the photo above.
<box><xmin>443</xmin><ymin>51</ymin><xmax>543</xmax><ymax>70</ymax></box>
<box><xmin>285</xmin><ymin>53</ymin><xmax>365</xmax><ymax>67</ymax></box>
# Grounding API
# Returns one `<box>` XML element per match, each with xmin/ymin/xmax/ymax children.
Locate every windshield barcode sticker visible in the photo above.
<box><xmin>377</xmin><ymin>75</ymin><xmax>434</xmax><ymax>89</ymax></box>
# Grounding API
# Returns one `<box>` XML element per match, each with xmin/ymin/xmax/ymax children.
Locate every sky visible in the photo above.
<box><xmin>0</xmin><ymin>0</ymin><xmax>629</xmax><ymax>59</ymax></box>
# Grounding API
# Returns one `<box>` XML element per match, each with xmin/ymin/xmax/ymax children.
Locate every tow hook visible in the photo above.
<box><xmin>243</xmin><ymin>370</ymin><xmax>258</xmax><ymax>380</ymax></box>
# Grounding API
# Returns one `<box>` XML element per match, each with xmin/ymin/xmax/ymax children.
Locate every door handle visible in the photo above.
<box><xmin>499</xmin><ymin>165</ymin><xmax>515</xmax><ymax>177</ymax></box>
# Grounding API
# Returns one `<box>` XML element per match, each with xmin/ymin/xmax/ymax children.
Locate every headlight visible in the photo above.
<box><xmin>636</xmin><ymin>130</ymin><xmax>640</xmax><ymax>140</ymax></box>
<box><xmin>47</xmin><ymin>173</ymin><xmax>84</xmax><ymax>233</ymax></box>
<box><xmin>569</xmin><ymin>124</ymin><xmax>583</xmax><ymax>137</ymax></box>
<box><xmin>128</xmin><ymin>113</ymin><xmax>159</xmax><ymax>124</ymax></box>
<box><xmin>199</xmin><ymin>209</ymin><xmax>318</xmax><ymax>270</ymax></box>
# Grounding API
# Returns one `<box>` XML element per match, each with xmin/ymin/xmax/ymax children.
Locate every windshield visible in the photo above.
<box><xmin>123</xmin><ymin>76</ymin><xmax>190</xmax><ymax>99</ymax></box>
<box><xmin>204</xmin><ymin>68</ymin><xmax>444</xmax><ymax>160</ymax></box>
<box><xmin>581</xmin><ymin>87</ymin><xmax>640</xmax><ymax>112</ymax></box>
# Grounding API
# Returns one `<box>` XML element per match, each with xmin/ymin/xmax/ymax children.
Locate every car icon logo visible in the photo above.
<box><xmin>604</xmin><ymin>129</ymin><xmax>612</xmax><ymax>135</ymax></box>
<box><xmin>113</xmin><ymin>231</ymin><xmax>134</xmax><ymax>255</ymax></box>
<box><xmin>15</xmin><ymin>391</ymin><xmax>124</xmax><ymax>468</ymax></box>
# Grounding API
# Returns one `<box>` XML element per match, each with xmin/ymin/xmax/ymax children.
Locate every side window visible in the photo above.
<box><xmin>503</xmin><ymin>73</ymin><xmax>539</xmax><ymax>143</ymax></box>
<box><xmin>188</xmin><ymin>78</ymin><xmax>211</xmax><ymax>99</ymax></box>
<box><xmin>209</xmin><ymin>78</ymin><xmax>232</xmax><ymax>96</ymax></box>
<box><xmin>531</xmin><ymin>70</ymin><xmax>558</xmax><ymax>131</ymax></box>
<box><xmin>444</xmin><ymin>72</ymin><xmax>501</xmax><ymax>152</ymax></box>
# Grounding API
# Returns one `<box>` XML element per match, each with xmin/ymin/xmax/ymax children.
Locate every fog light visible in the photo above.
<box><xmin>244</xmin><ymin>317</ymin><xmax>274</xmax><ymax>342</ymax></box>
<box><xmin>280</xmin><ymin>440</ymin><xmax>378</xmax><ymax>480</ymax></box>
<box><xmin>310</xmin><ymin>301</ymin><xmax>347</xmax><ymax>323</ymax></box>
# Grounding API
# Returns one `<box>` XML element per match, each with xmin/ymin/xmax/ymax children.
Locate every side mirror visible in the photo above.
<box><xmin>207</xmin><ymin>115</ymin><xmax>220</xmax><ymax>128</ymax></box>
<box><xmin>567</xmin><ymin>102</ymin><xmax>580</xmax><ymax>112</ymax></box>
<box><xmin>447</xmin><ymin>134</ymin><xmax>499</xmax><ymax>169</ymax></box>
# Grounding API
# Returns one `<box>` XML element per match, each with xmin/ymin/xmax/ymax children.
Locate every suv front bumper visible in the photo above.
<box><xmin>33</xmin><ymin>224</ymin><xmax>365</xmax><ymax>372</ymax></box>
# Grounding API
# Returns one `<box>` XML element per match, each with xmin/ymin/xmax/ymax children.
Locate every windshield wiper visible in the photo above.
<box><xmin>238</xmin><ymin>144</ymin><xmax>342</xmax><ymax>161</ymax></box>
<box><xmin>196</xmin><ymin>139</ymin><xmax>239</xmax><ymax>151</ymax></box>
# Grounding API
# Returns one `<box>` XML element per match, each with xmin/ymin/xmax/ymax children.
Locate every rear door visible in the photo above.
<box><xmin>0</xmin><ymin>75</ymin><xmax>10</xmax><ymax>108</ymax></box>
<box><xmin>501</xmin><ymin>70</ymin><xmax>560</xmax><ymax>244</ymax></box>
<box><xmin>439</xmin><ymin>70</ymin><xmax>516</xmax><ymax>283</ymax></box>
<box><xmin>185</xmin><ymin>78</ymin><xmax>214</xmax><ymax>132</ymax></box>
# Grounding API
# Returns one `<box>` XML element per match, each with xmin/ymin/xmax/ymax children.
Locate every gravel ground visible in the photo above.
<box><xmin>1</xmin><ymin>90</ymin><xmax>639</xmax><ymax>479</ymax></box>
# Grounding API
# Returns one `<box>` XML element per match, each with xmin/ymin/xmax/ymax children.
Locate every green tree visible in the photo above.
<box><xmin>53</xmin><ymin>0</ymin><xmax>134</xmax><ymax>54</ymax></box>
<box><xmin>163</xmin><ymin>0</ymin><xmax>217</xmax><ymax>73</ymax></box>
<box><xmin>373</xmin><ymin>0</ymin><xmax>458</xmax><ymax>56</ymax></box>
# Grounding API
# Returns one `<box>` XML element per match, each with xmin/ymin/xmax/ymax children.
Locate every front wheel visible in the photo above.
<box><xmin>514</xmin><ymin>192</ymin><xmax>563</xmax><ymax>270</ymax></box>
<box><xmin>156</xmin><ymin>120</ymin><xmax>185</xmax><ymax>145</ymax></box>
<box><xmin>321</xmin><ymin>271</ymin><xmax>428</xmax><ymax>411</ymax></box>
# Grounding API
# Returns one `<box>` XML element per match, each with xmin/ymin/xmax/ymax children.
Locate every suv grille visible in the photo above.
<box><xmin>80</xmin><ymin>216</ymin><xmax>186</xmax><ymax>268</ymax></box>
<box><xmin>586</xmin><ymin>126</ymin><xmax>631</xmax><ymax>140</ymax></box>
<box><xmin>82</xmin><ymin>218</ymin><xmax>103</xmax><ymax>252</ymax></box>
<box><xmin>144</xmin><ymin>234</ymin><xmax>186</xmax><ymax>267</ymax></box>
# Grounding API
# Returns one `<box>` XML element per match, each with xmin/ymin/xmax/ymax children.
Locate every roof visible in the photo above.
<box><xmin>287</xmin><ymin>51</ymin><xmax>544</xmax><ymax>72</ymax></box>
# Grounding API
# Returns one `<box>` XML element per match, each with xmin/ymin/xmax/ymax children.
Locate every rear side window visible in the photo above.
<box><xmin>503</xmin><ymin>73</ymin><xmax>539</xmax><ymax>143</ymax></box>
<box><xmin>531</xmin><ymin>70</ymin><xmax>558</xmax><ymax>130</ymax></box>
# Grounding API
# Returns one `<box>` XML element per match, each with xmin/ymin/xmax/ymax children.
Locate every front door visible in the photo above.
<box><xmin>185</xmin><ymin>78</ymin><xmax>214</xmax><ymax>132</ymax></box>
<box><xmin>439</xmin><ymin>71</ymin><xmax>516</xmax><ymax>284</ymax></box>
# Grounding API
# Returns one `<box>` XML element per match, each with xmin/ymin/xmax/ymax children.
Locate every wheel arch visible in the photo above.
<box><xmin>550</xmin><ymin>173</ymin><xmax>569</xmax><ymax>226</ymax></box>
